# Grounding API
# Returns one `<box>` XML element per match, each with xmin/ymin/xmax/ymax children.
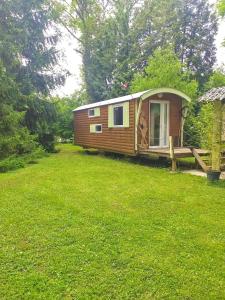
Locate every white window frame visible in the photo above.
<box><xmin>88</xmin><ymin>107</ymin><xmax>100</xmax><ymax>118</ymax></box>
<box><xmin>113</xmin><ymin>104</ymin><xmax>124</xmax><ymax>127</ymax></box>
<box><xmin>149</xmin><ymin>100</ymin><xmax>170</xmax><ymax>148</ymax></box>
<box><xmin>108</xmin><ymin>101</ymin><xmax>129</xmax><ymax>128</ymax></box>
<box><xmin>90</xmin><ymin>124</ymin><xmax>102</xmax><ymax>133</ymax></box>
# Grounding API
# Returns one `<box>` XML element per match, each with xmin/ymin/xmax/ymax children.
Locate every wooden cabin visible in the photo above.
<box><xmin>73</xmin><ymin>88</ymin><xmax>194</xmax><ymax>159</ymax></box>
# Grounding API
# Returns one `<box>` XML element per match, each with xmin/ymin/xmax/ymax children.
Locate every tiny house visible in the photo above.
<box><xmin>73</xmin><ymin>88</ymin><xmax>191</xmax><ymax>156</ymax></box>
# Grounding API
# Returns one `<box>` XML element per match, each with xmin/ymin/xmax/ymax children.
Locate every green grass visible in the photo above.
<box><xmin>0</xmin><ymin>144</ymin><xmax>225</xmax><ymax>299</ymax></box>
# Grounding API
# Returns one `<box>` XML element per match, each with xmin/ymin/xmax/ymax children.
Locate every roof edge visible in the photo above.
<box><xmin>140</xmin><ymin>88</ymin><xmax>191</xmax><ymax>102</ymax></box>
<box><xmin>73</xmin><ymin>88</ymin><xmax>192</xmax><ymax>112</ymax></box>
<box><xmin>73</xmin><ymin>90</ymin><xmax>148</xmax><ymax>112</ymax></box>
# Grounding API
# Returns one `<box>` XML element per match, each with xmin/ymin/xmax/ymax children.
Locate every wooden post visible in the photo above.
<box><xmin>169</xmin><ymin>136</ymin><xmax>177</xmax><ymax>172</ymax></box>
<box><xmin>211</xmin><ymin>100</ymin><xmax>223</xmax><ymax>171</ymax></box>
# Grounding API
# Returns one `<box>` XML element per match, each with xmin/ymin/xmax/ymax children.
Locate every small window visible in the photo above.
<box><xmin>88</xmin><ymin>109</ymin><xmax>95</xmax><ymax>117</ymax></box>
<box><xmin>90</xmin><ymin>124</ymin><xmax>102</xmax><ymax>133</ymax></box>
<box><xmin>88</xmin><ymin>107</ymin><xmax>100</xmax><ymax>118</ymax></box>
<box><xmin>113</xmin><ymin>106</ymin><xmax>123</xmax><ymax>126</ymax></box>
<box><xmin>95</xmin><ymin>124</ymin><xmax>102</xmax><ymax>132</ymax></box>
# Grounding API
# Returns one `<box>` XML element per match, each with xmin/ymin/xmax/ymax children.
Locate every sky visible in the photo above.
<box><xmin>55</xmin><ymin>7</ymin><xmax>225</xmax><ymax>97</ymax></box>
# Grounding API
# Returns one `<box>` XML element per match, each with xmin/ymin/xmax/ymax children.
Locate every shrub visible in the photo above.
<box><xmin>0</xmin><ymin>156</ymin><xmax>25</xmax><ymax>173</ymax></box>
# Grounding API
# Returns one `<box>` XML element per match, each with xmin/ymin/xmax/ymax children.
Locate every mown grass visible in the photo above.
<box><xmin>0</xmin><ymin>144</ymin><xmax>225</xmax><ymax>299</ymax></box>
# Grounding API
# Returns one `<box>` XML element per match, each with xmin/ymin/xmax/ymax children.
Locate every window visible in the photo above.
<box><xmin>90</xmin><ymin>124</ymin><xmax>102</xmax><ymax>133</ymax></box>
<box><xmin>88</xmin><ymin>109</ymin><xmax>95</xmax><ymax>117</ymax></box>
<box><xmin>113</xmin><ymin>106</ymin><xmax>123</xmax><ymax>126</ymax></box>
<box><xmin>95</xmin><ymin>124</ymin><xmax>102</xmax><ymax>132</ymax></box>
<box><xmin>108</xmin><ymin>102</ymin><xmax>130</xmax><ymax>128</ymax></box>
<box><xmin>88</xmin><ymin>107</ymin><xmax>100</xmax><ymax>118</ymax></box>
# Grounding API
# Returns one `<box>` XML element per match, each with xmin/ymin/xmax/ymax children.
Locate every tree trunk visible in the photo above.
<box><xmin>211</xmin><ymin>100</ymin><xmax>223</xmax><ymax>171</ymax></box>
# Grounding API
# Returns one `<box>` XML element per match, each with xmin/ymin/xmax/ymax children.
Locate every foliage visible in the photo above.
<box><xmin>0</xmin><ymin>147</ymin><xmax>46</xmax><ymax>173</ymax></box>
<box><xmin>197</xmin><ymin>103</ymin><xmax>214</xmax><ymax>149</ymax></box>
<box><xmin>134</xmin><ymin>0</ymin><xmax>217</xmax><ymax>88</ymax></box>
<box><xmin>23</xmin><ymin>95</ymin><xmax>58</xmax><ymax>152</ymax></box>
<box><xmin>174</xmin><ymin>0</ymin><xmax>218</xmax><ymax>87</ymax></box>
<box><xmin>205</xmin><ymin>69</ymin><xmax>225</xmax><ymax>89</ymax></box>
<box><xmin>53</xmin><ymin>89</ymin><xmax>87</xmax><ymax>141</ymax></box>
<box><xmin>0</xmin><ymin>0</ymin><xmax>66</xmax><ymax>159</ymax></box>
<box><xmin>185</xmin><ymin>70</ymin><xmax>225</xmax><ymax>149</ymax></box>
<box><xmin>0</xmin><ymin>63</ymin><xmax>41</xmax><ymax>161</ymax></box>
<box><xmin>0</xmin><ymin>0</ymin><xmax>66</xmax><ymax>95</ymax></box>
<box><xmin>218</xmin><ymin>0</ymin><xmax>225</xmax><ymax>16</ymax></box>
<box><xmin>131</xmin><ymin>48</ymin><xmax>198</xmax><ymax>99</ymax></box>
<box><xmin>55</xmin><ymin>0</ymin><xmax>217</xmax><ymax>101</ymax></box>
<box><xmin>1</xmin><ymin>144</ymin><xmax>225</xmax><ymax>298</ymax></box>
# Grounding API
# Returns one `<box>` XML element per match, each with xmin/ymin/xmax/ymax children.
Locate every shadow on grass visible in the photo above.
<box><xmin>77</xmin><ymin>148</ymin><xmax>199</xmax><ymax>171</ymax></box>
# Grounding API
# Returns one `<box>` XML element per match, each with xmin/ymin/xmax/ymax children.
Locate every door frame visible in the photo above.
<box><xmin>149</xmin><ymin>100</ymin><xmax>170</xmax><ymax>148</ymax></box>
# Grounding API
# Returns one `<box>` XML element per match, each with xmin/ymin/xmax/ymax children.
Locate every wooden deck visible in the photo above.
<box><xmin>139</xmin><ymin>147</ymin><xmax>210</xmax><ymax>158</ymax></box>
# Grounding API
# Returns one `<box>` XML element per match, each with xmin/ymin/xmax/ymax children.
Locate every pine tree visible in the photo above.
<box><xmin>0</xmin><ymin>0</ymin><xmax>65</xmax><ymax>95</ymax></box>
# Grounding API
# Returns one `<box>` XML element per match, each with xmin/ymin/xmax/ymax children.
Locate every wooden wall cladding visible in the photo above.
<box><xmin>74</xmin><ymin>100</ymin><xmax>136</xmax><ymax>155</ymax></box>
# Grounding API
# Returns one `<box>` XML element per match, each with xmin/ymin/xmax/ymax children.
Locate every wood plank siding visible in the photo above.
<box><xmin>74</xmin><ymin>99</ymin><xmax>136</xmax><ymax>155</ymax></box>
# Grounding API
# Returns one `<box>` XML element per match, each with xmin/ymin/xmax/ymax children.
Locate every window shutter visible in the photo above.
<box><xmin>123</xmin><ymin>102</ymin><xmax>130</xmax><ymax>127</ymax></box>
<box><xmin>108</xmin><ymin>105</ymin><xmax>113</xmax><ymax>128</ymax></box>
<box><xmin>95</xmin><ymin>107</ymin><xmax>100</xmax><ymax>117</ymax></box>
<box><xmin>90</xmin><ymin>124</ymin><xmax>95</xmax><ymax>133</ymax></box>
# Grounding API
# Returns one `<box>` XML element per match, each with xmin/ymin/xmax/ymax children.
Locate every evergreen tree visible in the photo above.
<box><xmin>0</xmin><ymin>0</ymin><xmax>65</xmax><ymax>95</ymax></box>
<box><xmin>0</xmin><ymin>63</ymin><xmax>38</xmax><ymax>160</ymax></box>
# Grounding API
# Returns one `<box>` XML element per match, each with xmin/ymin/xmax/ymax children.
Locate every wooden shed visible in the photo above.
<box><xmin>73</xmin><ymin>88</ymin><xmax>193</xmax><ymax>157</ymax></box>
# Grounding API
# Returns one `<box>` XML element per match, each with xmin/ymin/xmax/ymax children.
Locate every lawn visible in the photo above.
<box><xmin>0</xmin><ymin>144</ymin><xmax>225</xmax><ymax>299</ymax></box>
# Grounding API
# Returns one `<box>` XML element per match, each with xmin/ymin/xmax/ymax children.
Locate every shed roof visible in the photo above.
<box><xmin>199</xmin><ymin>87</ymin><xmax>225</xmax><ymax>102</ymax></box>
<box><xmin>73</xmin><ymin>88</ymin><xmax>191</xmax><ymax>112</ymax></box>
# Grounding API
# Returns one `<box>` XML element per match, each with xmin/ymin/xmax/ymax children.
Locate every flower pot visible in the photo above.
<box><xmin>207</xmin><ymin>170</ymin><xmax>221</xmax><ymax>181</ymax></box>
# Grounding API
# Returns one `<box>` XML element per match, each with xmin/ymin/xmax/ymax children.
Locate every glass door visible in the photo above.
<box><xmin>149</xmin><ymin>101</ymin><xmax>169</xmax><ymax>148</ymax></box>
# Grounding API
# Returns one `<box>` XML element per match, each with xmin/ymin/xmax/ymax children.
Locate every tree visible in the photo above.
<box><xmin>131</xmin><ymin>48</ymin><xmax>198</xmax><ymax>99</ymax></box>
<box><xmin>0</xmin><ymin>0</ymin><xmax>66</xmax><ymax>153</ymax></box>
<box><xmin>55</xmin><ymin>0</ymin><xmax>217</xmax><ymax>102</ymax></box>
<box><xmin>206</xmin><ymin>69</ymin><xmax>225</xmax><ymax>89</ymax></box>
<box><xmin>133</xmin><ymin>0</ymin><xmax>218</xmax><ymax>88</ymax></box>
<box><xmin>0</xmin><ymin>63</ymin><xmax>38</xmax><ymax>161</ymax></box>
<box><xmin>54</xmin><ymin>89</ymin><xmax>87</xmax><ymax>141</ymax></box>
<box><xmin>0</xmin><ymin>0</ymin><xmax>66</xmax><ymax>95</ymax></box>
<box><xmin>175</xmin><ymin>0</ymin><xmax>218</xmax><ymax>87</ymax></box>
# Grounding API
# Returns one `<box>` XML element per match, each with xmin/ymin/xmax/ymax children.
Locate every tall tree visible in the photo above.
<box><xmin>57</xmin><ymin>0</ymin><xmax>218</xmax><ymax>102</ymax></box>
<box><xmin>134</xmin><ymin>0</ymin><xmax>218</xmax><ymax>88</ymax></box>
<box><xmin>0</xmin><ymin>0</ymin><xmax>66</xmax><ymax>95</ymax></box>
<box><xmin>175</xmin><ymin>0</ymin><xmax>218</xmax><ymax>87</ymax></box>
<box><xmin>0</xmin><ymin>0</ymin><xmax>65</xmax><ymax>152</ymax></box>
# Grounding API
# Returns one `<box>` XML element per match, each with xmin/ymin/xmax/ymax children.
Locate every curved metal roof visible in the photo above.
<box><xmin>73</xmin><ymin>88</ymin><xmax>191</xmax><ymax>112</ymax></box>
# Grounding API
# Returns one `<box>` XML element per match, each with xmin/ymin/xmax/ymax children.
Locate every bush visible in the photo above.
<box><xmin>0</xmin><ymin>147</ymin><xmax>46</xmax><ymax>173</ymax></box>
<box><xmin>0</xmin><ymin>156</ymin><xmax>25</xmax><ymax>173</ymax></box>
